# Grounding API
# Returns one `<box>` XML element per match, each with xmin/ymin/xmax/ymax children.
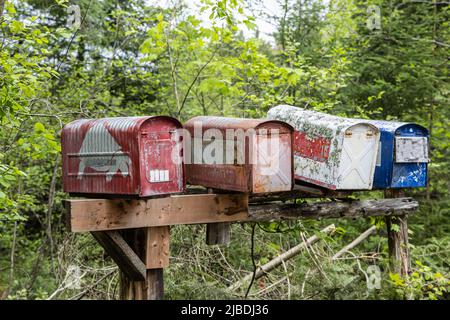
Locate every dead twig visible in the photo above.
<box><xmin>228</xmin><ymin>224</ymin><xmax>336</xmax><ymax>292</ymax></box>
<box><xmin>332</xmin><ymin>226</ymin><xmax>377</xmax><ymax>260</ymax></box>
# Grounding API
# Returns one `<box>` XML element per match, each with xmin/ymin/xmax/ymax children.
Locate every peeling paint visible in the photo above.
<box><xmin>358</xmin><ymin>120</ymin><xmax>429</xmax><ymax>189</ymax></box>
<box><xmin>267</xmin><ymin>105</ymin><xmax>380</xmax><ymax>190</ymax></box>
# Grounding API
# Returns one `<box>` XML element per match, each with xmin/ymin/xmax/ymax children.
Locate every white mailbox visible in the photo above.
<box><xmin>267</xmin><ymin>105</ymin><xmax>380</xmax><ymax>190</ymax></box>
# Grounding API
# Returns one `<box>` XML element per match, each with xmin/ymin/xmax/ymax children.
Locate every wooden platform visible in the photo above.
<box><xmin>64</xmin><ymin>185</ymin><xmax>418</xmax><ymax>299</ymax></box>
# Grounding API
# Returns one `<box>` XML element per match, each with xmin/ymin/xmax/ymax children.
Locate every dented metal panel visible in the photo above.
<box><xmin>267</xmin><ymin>105</ymin><xmax>380</xmax><ymax>190</ymax></box>
<box><xmin>184</xmin><ymin>116</ymin><xmax>294</xmax><ymax>193</ymax></box>
<box><xmin>62</xmin><ymin>116</ymin><xmax>184</xmax><ymax>197</ymax></box>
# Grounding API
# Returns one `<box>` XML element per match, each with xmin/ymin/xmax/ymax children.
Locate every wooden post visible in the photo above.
<box><xmin>385</xmin><ymin>189</ymin><xmax>411</xmax><ymax>276</ymax></box>
<box><xmin>206</xmin><ymin>188</ymin><xmax>231</xmax><ymax>245</ymax></box>
<box><xmin>119</xmin><ymin>227</ymin><xmax>168</xmax><ymax>300</ymax></box>
<box><xmin>206</xmin><ymin>222</ymin><xmax>231</xmax><ymax>245</ymax></box>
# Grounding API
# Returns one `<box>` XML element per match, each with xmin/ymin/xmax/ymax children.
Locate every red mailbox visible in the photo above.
<box><xmin>183</xmin><ymin>116</ymin><xmax>294</xmax><ymax>193</ymax></box>
<box><xmin>61</xmin><ymin>116</ymin><xmax>184</xmax><ymax>197</ymax></box>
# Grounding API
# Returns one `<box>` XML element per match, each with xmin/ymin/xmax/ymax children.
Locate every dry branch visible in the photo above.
<box><xmin>332</xmin><ymin>225</ymin><xmax>377</xmax><ymax>260</ymax></box>
<box><xmin>228</xmin><ymin>224</ymin><xmax>336</xmax><ymax>292</ymax></box>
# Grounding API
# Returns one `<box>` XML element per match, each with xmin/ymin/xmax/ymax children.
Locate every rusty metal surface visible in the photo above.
<box><xmin>252</xmin><ymin>132</ymin><xmax>293</xmax><ymax>193</ymax></box>
<box><xmin>184</xmin><ymin>116</ymin><xmax>294</xmax><ymax>193</ymax></box>
<box><xmin>267</xmin><ymin>105</ymin><xmax>380</xmax><ymax>190</ymax></box>
<box><xmin>62</xmin><ymin>116</ymin><xmax>184</xmax><ymax>197</ymax></box>
<box><xmin>184</xmin><ymin>116</ymin><xmax>293</xmax><ymax>134</ymax></box>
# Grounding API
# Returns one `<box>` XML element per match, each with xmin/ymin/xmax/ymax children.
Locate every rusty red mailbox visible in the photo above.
<box><xmin>61</xmin><ymin>116</ymin><xmax>184</xmax><ymax>197</ymax></box>
<box><xmin>183</xmin><ymin>116</ymin><xmax>294</xmax><ymax>193</ymax></box>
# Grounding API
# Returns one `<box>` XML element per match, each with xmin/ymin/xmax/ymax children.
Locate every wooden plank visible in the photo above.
<box><xmin>205</xmin><ymin>188</ymin><xmax>231</xmax><ymax>245</ymax></box>
<box><xmin>91</xmin><ymin>231</ymin><xmax>146</xmax><ymax>281</ymax></box>
<box><xmin>65</xmin><ymin>193</ymin><xmax>248</xmax><ymax>232</ymax></box>
<box><xmin>206</xmin><ymin>223</ymin><xmax>231</xmax><ymax>245</ymax></box>
<box><xmin>146</xmin><ymin>226</ymin><xmax>170</xmax><ymax>269</ymax></box>
<box><xmin>119</xmin><ymin>265</ymin><xmax>165</xmax><ymax>300</ymax></box>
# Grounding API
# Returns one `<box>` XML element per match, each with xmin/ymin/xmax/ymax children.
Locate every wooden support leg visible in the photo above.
<box><xmin>119</xmin><ymin>227</ymin><xmax>169</xmax><ymax>300</ymax></box>
<box><xmin>206</xmin><ymin>188</ymin><xmax>231</xmax><ymax>245</ymax></box>
<box><xmin>119</xmin><ymin>269</ymin><xmax>164</xmax><ymax>300</ymax></box>
<box><xmin>146</xmin><ymin>226</ymin><xmax>170</xmax><ymax>269</ymax></box>
<box><xmin>385</xmin><ymin>189</ymin><xmax>411</xmax><ymax>276</ymax></box>
<box><xmin>206</xmin><ymin>222</ymin><xmax>231</xmax><ymax>245</ymax></box>
<box><xmin>146</xmin><ymin>269</ymin><xmax>164</xmax><ymax>300</ymax></box>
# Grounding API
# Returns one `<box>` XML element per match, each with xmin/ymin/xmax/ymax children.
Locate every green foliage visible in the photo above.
<box><xmin>389</xmin><ymin>261</ymin><xmax>450</xmax><ymax>300</ymax></box>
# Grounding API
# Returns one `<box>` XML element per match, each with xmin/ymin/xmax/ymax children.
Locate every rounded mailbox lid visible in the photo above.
<box><xmin>62</xmin><ymin>116</ymin><xmax>182</xmax><ymax>134</ymax></box>
<box><xmin>184</xmin><ymin>116</ymin><xmax>293</xmax><ymax>135</ymax></box>
<box><xmin>268</xmin><ymin>105</ymin><xmax>379</xmax><ymax>135</ymax></box>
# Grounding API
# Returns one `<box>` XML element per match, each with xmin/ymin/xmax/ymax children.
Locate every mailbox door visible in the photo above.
<box><xmin>391</xmin><ymin>125</ymin><xmax>429</xmax><ymax>188</ymax></box>
<box><xmin>252</xmin><ymin>133</ymin><xmax>292</xmax><ymax>193</ymax></box>
<box><xmin>337</xmin><ymin>124</ymin><xmax>379</xmax><ymax>189</ymax></box>
<box><xmin>139</xmin><ymin>130</ymin><xmax>183</xmax><ymax>197</ymax></box>
<box><xmin>391</xmin><ymin>163</ymin><xmax>427</xmax><ymax>188</ymax></box>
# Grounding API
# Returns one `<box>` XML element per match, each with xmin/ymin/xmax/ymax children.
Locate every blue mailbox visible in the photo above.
<box><xmin>368</xmin><ymin>121</ymin><xmax>429</xmax><ymax>188</ymax></box>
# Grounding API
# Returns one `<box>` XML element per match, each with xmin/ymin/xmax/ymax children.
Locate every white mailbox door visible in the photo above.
<box><xmin>337</xmin><ymin>124</ymin><xmax>379</xmax><ymax>189</ymax></box>
<box><xmin>253</xmin><ymin>133</ymin><xmax>292</xmax><ymax>193</ymax></box>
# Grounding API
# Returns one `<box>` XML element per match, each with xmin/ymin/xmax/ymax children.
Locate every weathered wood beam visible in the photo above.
<box><xmin>91</xmin><ymin>231</ymin><xmax>146</xmax><ymax>281</ymax></box>
<box><xmin>248</xmin><ymin>197</ymin><xmax>418</xmax><ymax>221</ymax></box>
<box><xmin>65</xmin><ymin>193</ymin><xmax>248</xmax><ymax>232</ymax></box>
<box><xmin>146</xmin><ymin>269</ymin><xmax>164</xmax><ymax>300</ymax></box>
<box><xmin>205</xmin><ymin>188</ymin><xmax>231</xmax><ymax>245</ymax></box>
<box><xmin>67</xmin><ymin>197</ymin><xmax>418</xmax><ymax>232</ymax></box>
<box><xmin>119</xmin><ymin>229</ymin><xmax>165</xmax><ymax>300</ymax></box>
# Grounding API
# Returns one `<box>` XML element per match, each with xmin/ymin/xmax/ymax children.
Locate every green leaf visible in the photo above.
<box><xmin>390</xmin><ymin>223</ymin><xmax>400</xmax><ymax>233</ymax></box>
<box><xmin>34</xmin><ymin>122</ymin><xmax>46</xmax><ymax>133</ymax></box>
